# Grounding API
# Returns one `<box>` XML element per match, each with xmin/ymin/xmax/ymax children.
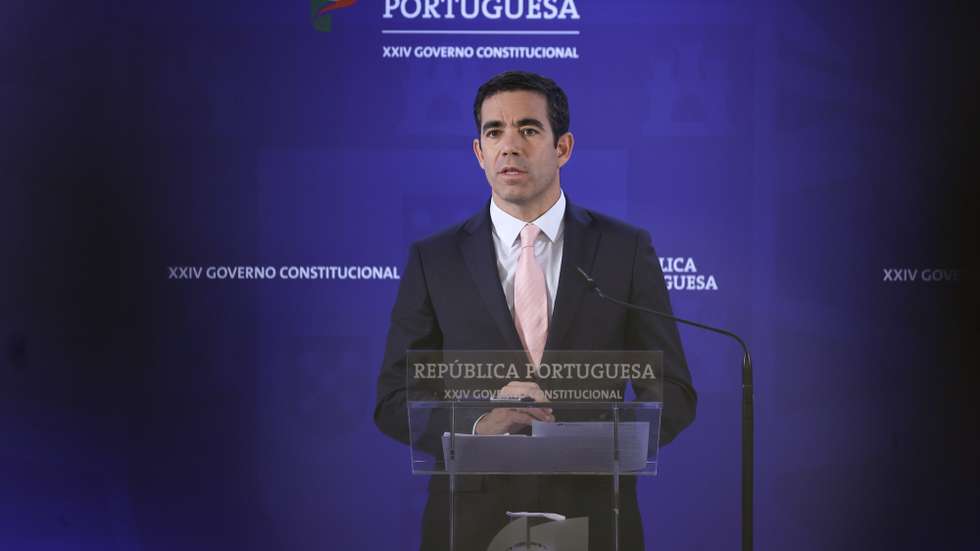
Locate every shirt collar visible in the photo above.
<box><xmin>490</xmin><ymin>190</ymin><xmax>566</xmax><ymax>246</ymax></box>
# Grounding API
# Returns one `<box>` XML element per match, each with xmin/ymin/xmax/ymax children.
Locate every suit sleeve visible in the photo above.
<box><xmin>374</xmin><ymin>243</ymin><xmax>443</xmax><ymax>444</ymax></box>
<box><xmin>627</xmin><ymin>229</ymin><xmax>697</xmax><ymax>446</ymax></box>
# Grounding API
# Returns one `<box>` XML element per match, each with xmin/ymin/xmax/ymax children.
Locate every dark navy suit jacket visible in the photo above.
<box><xmin>374</xmin><ymin>198</ymin><xmax>697</xmax><ymax>550</ymax></box>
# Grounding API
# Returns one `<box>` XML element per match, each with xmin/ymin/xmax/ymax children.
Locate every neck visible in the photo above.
<box><xmin>493</xmin><ymin>186</ymin><xmax>561</xmax><ymax>223</ymax></box>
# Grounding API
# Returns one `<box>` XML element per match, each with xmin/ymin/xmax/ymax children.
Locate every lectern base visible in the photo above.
<box><xmin>487</xmin><ymin>516</ymin><xmax>588</xmax><ymax>551</ymax></box>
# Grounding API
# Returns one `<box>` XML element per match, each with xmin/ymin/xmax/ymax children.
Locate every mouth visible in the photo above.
<box><xmin>498</xmin><ymin>167</ymin><xmax>526</xmax><ymax>176</ymax></box>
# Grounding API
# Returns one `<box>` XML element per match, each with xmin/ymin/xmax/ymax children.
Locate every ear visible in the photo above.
<box><xmin>556</xmin><ymin>132</ymin><xmax>574</xmax><ymax>168</ymax></box>
<box><xmin>472</xmin><ymin>138</ymin><xmax>485</xmax><ymax>169</ymax></box>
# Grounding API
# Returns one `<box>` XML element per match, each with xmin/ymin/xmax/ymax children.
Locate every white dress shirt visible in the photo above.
<box><xmin>489</xmin><ymin>190</ymin><xmax>566</xmax><ymax>319</ymax></box>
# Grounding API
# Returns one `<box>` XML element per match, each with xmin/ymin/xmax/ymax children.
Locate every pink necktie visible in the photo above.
<box><xmin>514</xmin><ymin>224</ymin><xmax>548</xmax><ymax>368</ymax></box>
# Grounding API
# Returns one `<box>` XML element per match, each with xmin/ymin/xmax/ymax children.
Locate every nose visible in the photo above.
<box><xmin>500</xmin><ymin>129</ymin><xmax>522</xmax><ymax>156</ymax></box>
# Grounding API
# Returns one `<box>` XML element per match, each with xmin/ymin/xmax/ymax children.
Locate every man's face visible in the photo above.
<box><xmin>473</xmin><ymin>90</ymin><xmax>573</xmax><ymax>213</ymax></box>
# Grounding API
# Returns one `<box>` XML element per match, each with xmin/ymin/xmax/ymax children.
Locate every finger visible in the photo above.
<box><xmin>517</xmin><ymin>407</ymin><xmax>555</xmax><ymax>422</ymax></box>
<box><xmin>520</xmin><ymin>383</ymin><xmax>549</xmax><ymax>402</ymax></box>
<box><xmin>509</xmin><ymin>411</ymin><xmax>544</xmax><ymax>429</ymax></box>
<box><xmin>498</xmin><ymin>382</ymin><xmax>529</xmax><ymax>397</ymax></box>
<box><xmin>500</xmin><ymin>382</ymin><xmax>549</xmax><ymax>402</ymax></box>
<box><xmin>515</xmin><ymin>389</ymin><xmax>547</xmax><ymax>403</ymax></box>
<box><xmin>498</xmin><ymin>389</ymin><xmax>536</xmax><ymax>400</ymax></box>
<box><xmin>498</xmin><ymin>382</ymin><xmax>526</xmax><ymax>392</ymax></box>
<box><xmin>482</xmin><ymin>408</ymin><xmax>527</xmax><ymax>434</ymax></box>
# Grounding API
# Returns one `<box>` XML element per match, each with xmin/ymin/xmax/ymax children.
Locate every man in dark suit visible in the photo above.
<box><xmin>374</xmin><ymin>71</ymin><xmax>697</xmax><ymax>550</ymax></box>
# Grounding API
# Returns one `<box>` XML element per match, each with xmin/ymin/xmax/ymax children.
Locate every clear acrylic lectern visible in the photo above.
<box><xmin>406</xmin><ymin>350</ymin><xmax>664</xmax><ymax>551</ymax></box>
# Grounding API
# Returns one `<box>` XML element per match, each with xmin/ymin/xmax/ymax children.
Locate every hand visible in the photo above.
<box><xmin>475</xmin><ymin>382</ymin><xmax>554</xmax><ymax>435</ymax></box>
<box><xmin>497</xmin><ymin>381</ymin><xmax>549</xmax><ymax>402</ymax></box>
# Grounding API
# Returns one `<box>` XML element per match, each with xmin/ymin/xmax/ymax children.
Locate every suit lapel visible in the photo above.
<box><xmin>546</xmin><ymin>202</ymin><xmax>600</xmax><ymax>351</ymax></box>
<box><xmin>459</xmin><ymin>204</ymin><xmax>524</xmax><ymax>350</ymax></box>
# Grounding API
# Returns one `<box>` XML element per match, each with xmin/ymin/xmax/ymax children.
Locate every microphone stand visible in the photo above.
<box><xmin>577</xmin><ymin>267</ymin><xmax>754</xmax><ymax>551</ymax></box>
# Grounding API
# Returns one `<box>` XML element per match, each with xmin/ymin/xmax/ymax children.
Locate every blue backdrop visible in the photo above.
<box><xmin>2</xmin><ymin>1</ymin><xmax>976</xmax><ymax>550</ymax></box>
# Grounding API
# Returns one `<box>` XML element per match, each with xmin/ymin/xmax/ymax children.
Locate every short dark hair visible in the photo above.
<box><xmin>473</xmin><ymin>70</ymin><xmax>570</xmax><ymax>146</ymax></box>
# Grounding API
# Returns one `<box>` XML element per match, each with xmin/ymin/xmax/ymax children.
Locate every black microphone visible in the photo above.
<box><xmin>577</xmin><ymin>266</ymin><xmax>755</xmax><ymax>551</ymax></box>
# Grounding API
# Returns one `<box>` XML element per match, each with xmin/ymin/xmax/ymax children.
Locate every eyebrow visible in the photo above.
<box><xmin>481</xmin><ymin>118</ymin><xmax>546</xmax><ymax>134</ymax></box>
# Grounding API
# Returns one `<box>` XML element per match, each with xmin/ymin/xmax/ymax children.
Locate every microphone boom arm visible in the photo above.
<box><xmin>577</xmin><ymin>266</ymin><xmax>755</xmax><ymax>551</ymax></box>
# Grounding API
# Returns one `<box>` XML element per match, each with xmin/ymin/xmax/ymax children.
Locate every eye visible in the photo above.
<box><xmin>521</xmin><ymin>127</ymin><xmax>539</xmax><ymax>137</ymax></box>
<box><xmin>485</xmin><ymin>129</ymin><xmax>501</xmax><ymax>138</ymax></box>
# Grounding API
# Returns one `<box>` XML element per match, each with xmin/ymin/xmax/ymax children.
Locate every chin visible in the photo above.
<box><xmin>496</xmin><ymin>190</ymin><xmax>532</xmax><ymax>205</ymax></box>
<box><xmin>493</xmin><ymin>184</ymin><xmax>523</xmax><ymax>197</ymax></box>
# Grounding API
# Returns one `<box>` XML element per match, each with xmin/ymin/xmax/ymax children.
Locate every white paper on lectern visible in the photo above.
<box><xmin>441</xmin><ymin>421</ymin><xmax>649</xmax><ymax>472</ymax></box>
<box><xmin>531</xmin><ymin>421</ymin><xmax>649</xmax><ymax>471</ymax></box>
<box><xmin>506</xmin><ymin>511</ymin><xmax>567</xmax><ymax>521</ymax></box>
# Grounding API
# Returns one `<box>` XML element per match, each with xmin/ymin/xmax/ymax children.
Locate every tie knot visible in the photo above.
<box><xmin>520</xmin><ymin>224</ymin><xmax>541</xmax><ymax>248</ymax></box>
